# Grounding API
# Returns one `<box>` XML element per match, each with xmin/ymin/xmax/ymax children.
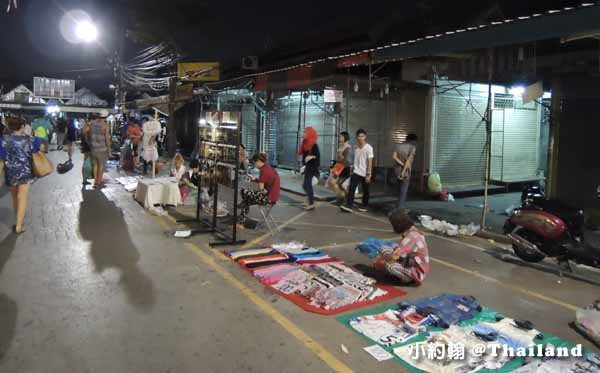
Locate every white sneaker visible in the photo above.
<box><xmin>358</xmin><ymin>207</ymin><xmax>368</xmax><ymax>212</ymax></box>
<box><xmin>340</xmin><ymin>206</ymin><xmax>353</xmax><ymax>213</ymax></box>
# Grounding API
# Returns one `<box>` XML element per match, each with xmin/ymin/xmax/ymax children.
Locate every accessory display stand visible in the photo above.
<box><xmin>183</xmin><ymin>110</ymin><xmax>246</xmax><ymax>246</ymax></box>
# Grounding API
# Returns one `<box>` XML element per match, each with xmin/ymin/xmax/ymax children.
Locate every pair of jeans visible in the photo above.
<box><xmin>346</xmin><ymin>173</ymin><xmax>370</xmax><ymax>208</ymax></box>
<box><xmin>303</xmin><ymin>172</ymin><xmax>316</xmax><ymax>205</ymax></box>
<box><xmin>397</xmin><ymin>176</ymin><xmax>410</xmax><ymax>209</ymax></box>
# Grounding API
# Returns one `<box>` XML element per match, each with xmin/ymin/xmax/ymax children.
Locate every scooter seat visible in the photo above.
<box><xmin>530</xmin><ymin>197</ymin><xmax>584</xmax><ymax>227</ymax></box>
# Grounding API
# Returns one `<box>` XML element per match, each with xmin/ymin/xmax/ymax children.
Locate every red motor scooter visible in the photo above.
<box><xmin>503</xmin><ymin>185</ymin><xmax>600</xmax><ymax>270</ymax></box>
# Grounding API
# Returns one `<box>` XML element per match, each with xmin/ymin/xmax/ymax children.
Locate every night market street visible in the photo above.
<box><xmin>0</xmin><ymin>150</ymin><xmax>596</xmax><ymax>373</ymax></box>
<box><xmin>1</xmin><ymin>1</ymin><xmax>600</xmax><ymax>372</ymax></box>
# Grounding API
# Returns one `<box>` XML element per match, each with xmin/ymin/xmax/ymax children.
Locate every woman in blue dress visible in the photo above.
<box><xmin>0</xmin><ymin>117</ymin><xmax>42</xmax><ymax>234</ymax></box>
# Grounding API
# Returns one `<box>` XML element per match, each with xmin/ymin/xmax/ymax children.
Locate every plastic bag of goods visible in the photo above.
<box><xmin>428</xmin><ymin>173</ymin><xmax>442</xmax><ymax>195</ymax></box>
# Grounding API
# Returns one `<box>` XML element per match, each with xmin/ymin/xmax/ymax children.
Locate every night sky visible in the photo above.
<box><xmin>0</xmin><ymin>0</ymin><xmax>580</xmax><ymax>97</ymax></box>
<box><xmin>0</xmin><ymin>0</ymin><xmax>407</xmax><ymax>95</ymax></box>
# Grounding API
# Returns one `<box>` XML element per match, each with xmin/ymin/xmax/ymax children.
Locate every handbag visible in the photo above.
<box><xmin>331</xmin><ymin>162</ymin><xmax>345</xmax><ymax>177</ymax></box>
<box><xmin>32</xmin><ymin>151</ymin><xmax>53</xmax><ymax>178</ymax></box>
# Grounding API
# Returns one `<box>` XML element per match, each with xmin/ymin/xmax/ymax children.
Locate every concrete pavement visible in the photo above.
<box><xmin>0</xmin><ymin>149</ymin><xmax>597</xmax><ymax>373</ymax></box>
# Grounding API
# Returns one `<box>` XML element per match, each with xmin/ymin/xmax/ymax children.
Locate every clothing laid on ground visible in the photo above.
<box><xmin>374</xmin><ymin>227</ymin><xmax>429</xmax><ymax>284</ymax></box>
<box><xmin>399</xmin><ymin>294</ymin><xmax>482</xmax><ymax>328</ymax></box>
<box><xmin>470</xmin><ymin>317</ymin><xmax>541</xmax><ymax>349</ymax></box>
<box><xmin>227</xmin><ymin>247</ymin><xmax>389</xmax><ymax>311</ymax></box>
<box><xmin>353</xmin><ymin>143</ymin><xmax>374</xmax><ymax>177</ymax></box>
<box><xmin>357</xmin><ymin>238</ymin><xmax>399</xmax><ymax>259</ymax></box>
<box><xmin>258</xmin><ymin>164</ymin><xmax>280</xmax><ymax>204</ymax></box>
<box><xmin>349</xmin><ymin>308</ymin><xmax>434</xmax><ymax>347</ymax></box>
<box><xmin>394</xmin><ymin>325</ymin><xmax>513</xmax><ymax>372</ymax></box>
<box><xmin>239</xmin><ymin>189</ymin><xmax>271</xmax><ymax>224</ymax></box>
<box><xmin>0</xmin><ymin>135</ymin><xmax>42</xmax><ymax>186</ymax></box>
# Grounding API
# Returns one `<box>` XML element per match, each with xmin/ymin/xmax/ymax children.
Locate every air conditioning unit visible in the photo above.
<box><xmin>242</xmin><ymin>56</ymin><xmax>259</xmax><ymax>70</ymax></box>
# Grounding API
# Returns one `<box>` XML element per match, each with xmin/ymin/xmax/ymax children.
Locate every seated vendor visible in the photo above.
<box><xmin>237</xmin><ymin>153</ymin><xmax>280</xmax><ymax>229</ymax></box>
<box><xmin>374</xmin><ymin>211</ymin><xmax>430</xmax><ymax>285</ymax></box>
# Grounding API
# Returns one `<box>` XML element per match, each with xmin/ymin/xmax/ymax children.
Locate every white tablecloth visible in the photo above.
<box><xmin>135</xmin><ymin>177</ymin><xmax>182</xmax><ymax>208</ymax></box>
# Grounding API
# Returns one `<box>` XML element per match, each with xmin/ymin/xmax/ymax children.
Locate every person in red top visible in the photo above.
<box><xmin>374</xmin><ymin>210</ymin><xmax>430</xmax><ymax>285</ymax></box>
<box><xmin>127</xmin><ymin>120</ymin><xmax>142</xmax><ymax>167</ymax></box>
<box><xmin>237</xmin><ymin>153</ymin><xmax>280</xmax><ymax>228</ymax></box>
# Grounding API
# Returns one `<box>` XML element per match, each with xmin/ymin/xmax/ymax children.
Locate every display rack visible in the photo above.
<box><xmin>184</xmin><ymin>111</ymin><xmax>246</xmax><ymax>246</ymax></box>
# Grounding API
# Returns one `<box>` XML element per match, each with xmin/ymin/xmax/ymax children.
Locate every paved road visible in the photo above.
<box><xmin>0</xmin><ymin>150</ymin><xmax>596</xmax><ymax>373</ymax></box>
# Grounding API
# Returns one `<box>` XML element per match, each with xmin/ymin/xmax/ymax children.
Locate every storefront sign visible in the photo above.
<box><xmin>177</xmin><ymin>62</ymin><xmax>220</xmax><ymax>82</ymax></box>
<box><xmin>324</xmin><ymin>89</ymin><xmax>344</xmax><ymax>103</ymax></box>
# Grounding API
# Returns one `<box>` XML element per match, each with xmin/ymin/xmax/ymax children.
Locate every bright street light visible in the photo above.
<box><xmin>75</xmin><ymin>21</ymin><xmax>98</xmax><ymax>43</ymax></box>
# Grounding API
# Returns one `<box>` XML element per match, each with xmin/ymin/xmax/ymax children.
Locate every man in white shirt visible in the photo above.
<box><xmin>341</xmin><ymin>129</ymin><xmax>374</xmax><ymax>213</ymax></box>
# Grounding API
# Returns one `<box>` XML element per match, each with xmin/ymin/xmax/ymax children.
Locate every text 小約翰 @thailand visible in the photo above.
<box><xmin>409</xmin><ymin>342</ymin><xmax>584</xmax><ymax>360</ymax></box>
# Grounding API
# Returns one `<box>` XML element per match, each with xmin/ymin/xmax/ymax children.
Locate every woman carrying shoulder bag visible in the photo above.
<box><xmin>0</xmin><ymin>118</ymin><xmax>43</xmax><ymax>234</ymax></box>
<box><xmin>298</xmin><ymin>127</ymin><xmax>320</xmax><ymax>211</ymax></box>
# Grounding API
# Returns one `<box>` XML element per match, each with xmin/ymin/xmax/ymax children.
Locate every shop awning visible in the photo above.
<box><xmin>374</xmin><ymin>4</ymin><xmax>600</xmax><ymax>62</ymax></box>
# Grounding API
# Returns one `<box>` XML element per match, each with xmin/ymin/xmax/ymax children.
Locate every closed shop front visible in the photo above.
<box><xmin>432</xmin><ymin>82</ymin><xmax>544</xmax><ymax>190</ymax></box>
<box><xmin>273</xmin><ymin>93</ymin><xmax>337</xmax><ymax>170</ymax></box>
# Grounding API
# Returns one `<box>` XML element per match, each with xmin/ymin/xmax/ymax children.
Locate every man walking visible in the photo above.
<box><xmin>393</xmin><ymin>134</ymin><xmax>418</xmax><ymax>211</ymax></box>
<box><xmin>85</xmin><ymin>111</ymin><xmax>111</xmax><ymax>189</ymax></box>
<box><xmin>341</xmin><ymin>129</ymin><xmax>374</xmax><ymax>213</ymax></box>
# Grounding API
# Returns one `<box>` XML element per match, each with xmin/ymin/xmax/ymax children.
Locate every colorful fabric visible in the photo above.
<box><xmin>357</xmin><ymin>238</ymin><xmax>399</xmax><ymax>259</ymax></box>
<box><xmin>399</xmin><ymin>294</ymin><xmax>482</xmax><ymax>328</ymax></box>
<box><xmin>0</xmin><ymin>135</ymin><xmax>41</xmax><ymax>186</ymax></box>
<box><xmin>227</xmin><ymin>248</ymin><xmax>273</xmax><ymax>260</ymax></box>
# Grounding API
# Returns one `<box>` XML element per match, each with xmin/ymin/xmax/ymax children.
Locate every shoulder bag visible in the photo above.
<box><xmin>31</xmin><ymin>138</ymin><xmax>53</xmax><ymax>178</ymax></box>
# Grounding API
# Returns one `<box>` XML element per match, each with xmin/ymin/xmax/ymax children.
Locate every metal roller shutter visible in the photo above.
<box><xmin>274</xmin><ymin>93</ymin><xmax>336</xmax><ymax>170</ymax></box>
<box><xmin>433</xmin><ymin>87</ymin><xmax>488</xmax><ymax>188</ymax></box>
<box><xmin>242</xmin><ymin>103</ymin><xmax>258</xmax><ymax>156</ymax></box>
<box><xmin>490</xmin><ymin>98</ymin><xmax>541</xmax><ymax>182</ymax></box>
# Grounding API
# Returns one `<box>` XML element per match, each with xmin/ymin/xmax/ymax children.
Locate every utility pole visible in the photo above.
<box><xmin>167</xmin><ymin>77</ymin><xmax>177</xmax><ymax>157</ymax></box>
<box><xmin>481</xmin><ymin>48</ymin><xmax>495</xmax><ymax>229</ymax></box>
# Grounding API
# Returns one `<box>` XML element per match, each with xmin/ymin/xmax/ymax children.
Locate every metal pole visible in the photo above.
<box><xmin>167</xmin><ymin>77</ymin><xmax>177</xmax><ymax>157</ymax></box>
<box><xmin>481</xmin><ymin>49</ymin><xmax>495</xmax><ymax>229</ymax></box>
<box><xmin>295</xmin><ymin>92</ymin><xmax>303</xmax><ymax>172</ymax></box>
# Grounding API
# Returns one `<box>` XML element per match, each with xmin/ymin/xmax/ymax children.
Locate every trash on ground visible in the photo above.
<box><xmin>341</xmin><ymin>344</ymin><xmax>349</xmax><ymax>354</ymax></box>
<box><xmin>174</xmin><ymin>230</ymin><xmax>192</xmax><ymax>238</ymax></box>
<box><xmin>419</xmin><ymin>215</ymin><xmax>480</xmax><ymax>237</ymax></box>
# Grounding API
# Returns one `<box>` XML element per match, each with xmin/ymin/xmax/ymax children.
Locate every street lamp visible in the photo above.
<box><xmin>74</xmin><ymin>20</ymin><xmax>98</xmax><ymax>43</ymax></box>
<box><xmin>60</xmin><ymin>10</ymin><xmax>98</xmax><ymax>44</ymax></box>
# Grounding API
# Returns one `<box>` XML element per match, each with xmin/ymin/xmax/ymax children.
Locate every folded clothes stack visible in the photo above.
<box><xmin>226</xmin><ymin>244</ymin><xmax>389</xmax><ymax>311</ymax></box>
